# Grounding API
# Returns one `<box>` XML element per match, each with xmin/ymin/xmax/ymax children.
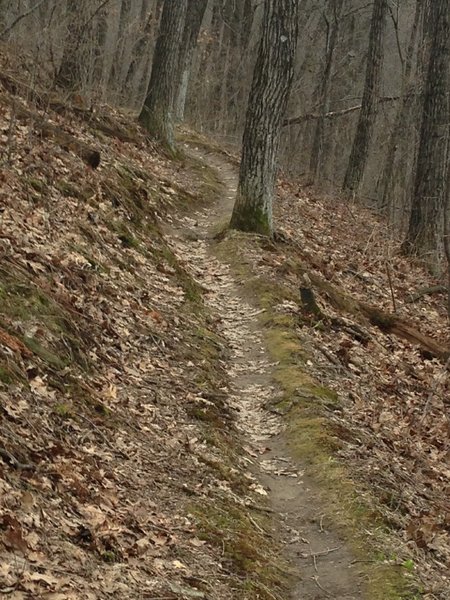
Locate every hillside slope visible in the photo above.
<box><xmin>0</xmin><ymin>71</ymin><xmax>290</xmax><ymax>599</ymax></box>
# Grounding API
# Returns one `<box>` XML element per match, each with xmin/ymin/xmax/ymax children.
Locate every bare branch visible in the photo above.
<box><xmin>0</xmin><ymin>0</ymin><xmax>49</xmax><ymax>39</ymax></box>
<box><xmin>283</xmin><ymin>96</ymin><xmax>402</xmax><ymax>127</ymax></box>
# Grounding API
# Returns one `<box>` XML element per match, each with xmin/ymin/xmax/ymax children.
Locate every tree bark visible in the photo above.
<box><xmin>401</xmin><ymin>0</ymin><xmax>450</xmax><ymax>266</ymax></box>
<box><xmin>139</xmin><ymin>0</ymin><xmax>187</xmax><ymax>154</ymax></box>
<box><xmin>107</xmin><ymin>0</ymin><xmax>132</xmax><ymax>92</ymax></box>
<box><xmin>174</xmin><ymin>0</ymin><xmax>208</xmax><ymax>122</ymax></box>
<box><xmin>342</xmin><ymin>0</ymin><xmax>388</xmax><ymax>194</ymax></box>
<box><xmin>230</xmin><ymin>0</ymin><xmax>298</xmax><ymax>236</ymax></box>
<box><xmin>124</xmin><ymin>0</ymin><xmax>157</xmax><ymax>102</ymax></box>
<box><xmin>55</xmin><ymin>0</ymin><xmax>86</xmax><ymax>90</ymax></box>
<box><xmin>309</xmin><ymin>0</ymin><xmax>344</xmax><ymax>183</ymax></box>
<box><xmin>377</xmin><ymin>0</ymin><xmax>423</xmax><ymax>215</ymax></box>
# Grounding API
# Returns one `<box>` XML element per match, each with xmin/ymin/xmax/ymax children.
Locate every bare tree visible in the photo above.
<box><xmin>342</xmin><ymin>0</ymin><xmax>388</xmax><ymax>195</ymax></box>
<box><xmin>174</xmin><ymin>0</ymin><xmax>208</xmax><ymax>122</ymax></box>
<box><xmin>139</xmin><ymin>0</ymin><xmax>187</xmax><ymax>154</ymax></box>
<box><xmin>55</xmin><ymin>0</ymin><xmax>87</xmax><ymax>90</ymax></box>
<box><xmin>308</xmin><ymin>0</ymin><xmax>344</xmax><ymax>184</ymax></box>
<box><xmin>230</xmin><ymin>0</ymin><xmax>298</xmax><ymax>236</ymax></box>
<box><xmin>377</xmin><ymin>0</ymin><xmax>424</xmax><ymax>215</ymax></box>
<box><xmin>401</xmin><ymin>0</ymin><xmax>450</xmax><ymax>266</ymax></box>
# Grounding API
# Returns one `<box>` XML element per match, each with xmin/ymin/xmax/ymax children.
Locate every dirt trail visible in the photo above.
<box><xmin>170</xmin><ymin>146</ymin><xmax>366</xmax><ymax>599</ymax></box>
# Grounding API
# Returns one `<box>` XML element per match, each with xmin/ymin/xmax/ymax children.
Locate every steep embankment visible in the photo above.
<box><xmin>0</xmin><ymin>74</ymin><xmax>291</xmax><ymax>599</ymax></box>
<box><xmin>0</xmin><ymin>65</ymin><xmax>448</xmax><ymax>600</ymax></box>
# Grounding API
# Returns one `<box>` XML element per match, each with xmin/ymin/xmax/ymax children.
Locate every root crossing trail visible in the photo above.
<box><xmin>170</xmin><ymin>147</ymin><xmax>365</xmax><ymax>599</ymax></box>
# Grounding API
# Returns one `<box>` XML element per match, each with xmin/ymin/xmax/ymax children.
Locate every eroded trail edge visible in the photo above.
<box><xmin>170</xmin><ymin>148</ymin><xmax>365</xmax><ymax>600</ymax></box>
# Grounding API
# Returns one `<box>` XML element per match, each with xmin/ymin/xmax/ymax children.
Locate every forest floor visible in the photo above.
<box><xmin>0</xmin><ymin>60</ymin><xmax>449</xmax><ymax>600</ymax></box>
<box><xmin>167</xmin><ymin>140</ymin><xmax>450</xmax><ymax>600</ymax></box>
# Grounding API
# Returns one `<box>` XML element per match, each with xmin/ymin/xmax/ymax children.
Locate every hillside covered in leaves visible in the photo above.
<box><xmin>0</xmin><ymin>47</ymin><xmax>449</xmax><ymax>600</ymax></box>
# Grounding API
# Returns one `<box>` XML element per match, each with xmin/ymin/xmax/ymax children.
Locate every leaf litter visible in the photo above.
<box><xmin>0</xmin><ymin>63</ymin><xmax>284</xmax><ymax>599</ymax></box>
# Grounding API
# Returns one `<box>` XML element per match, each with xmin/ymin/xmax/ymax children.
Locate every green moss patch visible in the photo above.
<box><xmin>191</xmin><ymin>499</ymin><xmax>290</xmax><ymax>600</ymax></box>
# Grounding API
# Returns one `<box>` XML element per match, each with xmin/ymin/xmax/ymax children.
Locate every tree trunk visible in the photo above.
<box><xmin>174</xmin><ymin>0</ymin><xmax>208</xmax><ymax>122</ymax></box>
<box><xmin>107</xmin><ymin>0</ymin><xmax>132</xmax><ymax>92</ymax></box>
<box><xmin>309</xmin><ymin>0</ymin><xmax>344</xmax><ymax>184</ymax></box>
<box><xmin>342</xmin><ymin>0</ymin><xmax>388</xmax><ymax>194</ymax></box>
<box><xmin>377</xmin><ymin>0</ymin><xmax>424</xmax><ymax>215</ymax></box>
<box><xmin>55</xmin><ymin>0</ymin><xmax>86</xmax><ymax>90</ymax></box>
<box><xmin>402</xmin><ymin>0</ymin><xmax>450</xmax><ymax>266</ymax></box>
<box><xmin>139</xmin><ymin>0</ymin><xmax>187</xmax><ymax>154</ymax></box>
<box><xmin>230</xmin><ymin>0</ymin><xmax>298</xmax><ymax>236</ymax></box>
<box><xmin>124</xmin><ymin>0</ymin><xmax>157</xmax><ymax>103</ymax></box>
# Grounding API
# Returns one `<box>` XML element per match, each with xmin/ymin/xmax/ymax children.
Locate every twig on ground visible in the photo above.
<box><xmin>0</xmin><ymin>447</ymin><xmax>35</xmax><ymax>471</ymax></box>
<box><xmin>76</xmin><ymin>413</ymin><xmax>128</xmax><ymax>458</ymax></box>
<box><xmin>386</xmin><ymin>261</ymin><xmax>397</xmax><ymax>312</ymax></box>
<box><xmin>311</xmin><ymin>575</ymin><xmax>332</xmax><ymax>597</ymax></box>
<box><xmin>319</xmin><ymin>514</ymin><xmax>325</xmax><ymax>532</ymax></box>
<box><xmin>406</xmin><ymin>285</ymin><xmax>447</xmax><ymax>303</ymax></box>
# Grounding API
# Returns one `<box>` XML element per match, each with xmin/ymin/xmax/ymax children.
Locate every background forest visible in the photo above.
<box><xmin>1</xmin><ymin>0</ymin><xmax>448</xmax><ymax>272</ymax></box>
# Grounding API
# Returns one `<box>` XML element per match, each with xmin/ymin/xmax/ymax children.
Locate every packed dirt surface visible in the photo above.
<box><xmin>170</xmin><ymin>148</ymin><xmax>367</xmax><ymax>599</ymax></box>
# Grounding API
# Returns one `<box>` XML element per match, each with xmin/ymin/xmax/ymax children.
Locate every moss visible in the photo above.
<box><xmin>100</xmin><ymin>551</ymin><xmax>117</xmax><ymax>563</ymax></box>
<box><xmin>55</xmin><ymin>180</ymin><xmax>82</xmax><ymax>198</ymax></box>
<box><xmin>54</xmin><ymin>403</ymin><xmax>74</xmax><ymax>418</ymax></box>
<box><xmin>23</xmin><ymin>336</ymin><xmax>67</xmax><ymax>369</ymax></box>
<box><xmin>0</xmin><ymin>365</ymin><xmax>15</xmax><ymax>384</ymax></box>
<box><xmin>29</xmin><ymin>178</ymin><xmax>47</xmax><ymax>193</ymax></box>
<box><xmin>157</xmin><ymin>245</ymin><xmax>204</xmax><ymax>307</ymax></box>
<box><xmin>265</xmin><ymin>328</ymin><xmax>305</xmax><ymax>364</ymax></box>
<box><xmin>191</xmin><ymin>500</ymin><xmax>288</xmax><ymax>599</ymax></box>
<box><xmin>118</xmin><ymin>231</ymin><xmax>140</xmax><ymax>249</ymax></box>
<box><xmin>229</xmin><ymin>202</ymin><xmax>272</xmax><ymax>237</ymax></box>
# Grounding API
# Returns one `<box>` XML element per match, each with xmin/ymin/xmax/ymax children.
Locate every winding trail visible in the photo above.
<box><xmin>171</xmin><ymin>147</ymin><xmax>365</xmax><ymax>599</ymax></box>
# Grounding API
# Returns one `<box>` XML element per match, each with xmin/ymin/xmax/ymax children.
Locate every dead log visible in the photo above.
<box><xmin>283</xmin><ymin>95</ymin><xmax>403</xmax><ymax>128</ymax></box>
<box><xmin>359</xmin><ymin>303</ymin><xmax>448</xmax><ymax>360</ymax></box>
<box><xmin>307</xmin><ymin>272</ymin><xmax>449</xmax><ymax>361</ymax></box>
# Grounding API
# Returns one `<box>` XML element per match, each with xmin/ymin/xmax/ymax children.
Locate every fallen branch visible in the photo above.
<box><xmin>0</xmin><ymin>447</ymin><xmax>35</xmax><ymax>471</ymax></box>
<box><xmin>406</xmin><ymin>285</ymin><xmax>447</xmax><ymax>303</ymax></box>
<box><xmin>307</xmin><ymin>272</ymin><xmax>449</xmax><ymax>361</ymax></box>
<box><xmin>283</xmin><ymin>96</ymin><xmax>401</xmax><ymax>127</ymax></box>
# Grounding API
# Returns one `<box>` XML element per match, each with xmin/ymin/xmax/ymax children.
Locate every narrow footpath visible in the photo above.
<box><xmin>169</xmin><ymin>147</ymin><xmax>366</xmax><ymax>600</ymax></box>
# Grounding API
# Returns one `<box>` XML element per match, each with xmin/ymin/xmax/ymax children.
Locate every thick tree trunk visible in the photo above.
<box><xmin>309</xmin><ymin>0</ymin><xmax>344</xmax><ymax>183</ymax></box>
<box><xmin>124</xmin><ymin>1</ymin><xmax>157</xmax><ymax>101</ymax></box>
<box><xmin>174</xmin><ymin>0</ymin><xmax>208</xmax><ymax>122</ymax></box>
<box><xmin>230</xmin><ymin>0</ymin><xmax>298</xmax><ymax>236</ymax></box>
<box><xmin>108</xmin><ymin>0</ymin><xmax>132</xmax><ymax>92</ymax></box>
<box><xmin>139</xmin><ymin>0</ymin><xmax>187</xmax><ymax>154</ymax></box>
<box><xmin>402</xmin><ymin>0</ymin><xmax>450</xmax><ymax>265</ymax></box>
<box><xmin>342</xmin><ymin>0</ymin><xmax>388</xmax><ymax>194</ymax></box>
